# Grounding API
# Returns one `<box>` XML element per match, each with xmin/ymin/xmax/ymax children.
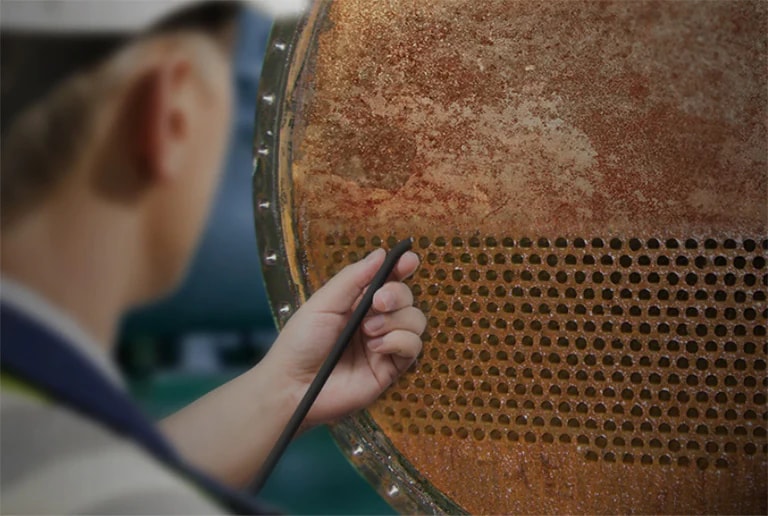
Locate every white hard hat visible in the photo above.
<box><xmin>0</xmin><ymin>0</ymin><xmax>307</xmax><ymax>133</ymax></box>
<box><xmin>0</xmin><ymin>0</ymin><xmax>309</xmax><ymax>33</ymax></box>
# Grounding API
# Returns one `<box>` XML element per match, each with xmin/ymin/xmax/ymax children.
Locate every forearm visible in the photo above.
<box><xmin>159</xmin><ymin>250</ymin><xmax>423</xmax><ymax>488</ymax></box>
<box><xmin>159</xmin><ymin>358</ymin><xmax>300</xmax><ymax>488</ymax></box>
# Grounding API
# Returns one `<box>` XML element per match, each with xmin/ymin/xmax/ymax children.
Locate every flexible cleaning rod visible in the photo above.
<box><xmin>250</xmin><ymin>237</ymin><xmax>414</xmax><ymax>492</ymax></box>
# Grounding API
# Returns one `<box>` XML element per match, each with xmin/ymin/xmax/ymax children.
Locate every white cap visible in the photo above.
<box><xmin>0</xmin><ymin>0</ymin><xmax>309</xmax><ymax>33</ymax></box>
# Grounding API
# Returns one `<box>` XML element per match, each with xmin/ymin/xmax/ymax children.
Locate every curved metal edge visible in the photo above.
<box><xmin>329</xmin><ymin>415</ymin><xmax>468</xmax><ymax>515</ymax></box>
<box><xmin>251</xmin><ymin>3</ymin><xmax>465</xmax><ymax>514</ymax></box>
<box><xmin>252</xmin><ymin>17</ymin><xmax>304</xmax><ymax>329</ymax></box>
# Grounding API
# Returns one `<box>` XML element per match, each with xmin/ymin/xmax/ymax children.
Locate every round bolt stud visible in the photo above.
<box><xmin>264</xmin><ymin>251</ymin><xmax>278</xmax><ymax>266</ymax></box>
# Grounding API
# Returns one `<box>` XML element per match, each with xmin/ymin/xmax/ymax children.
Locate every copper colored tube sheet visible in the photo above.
<box><xmin>282</xmin><ymin>1</ymin><xmax>767</xmax><ymax>513</ymax></box>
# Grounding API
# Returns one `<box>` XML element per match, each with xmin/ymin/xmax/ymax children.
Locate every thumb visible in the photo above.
<box><xmin>304</xmin><ymin>248</ymin><xmax>386</xmax><ymax>314</ymax></box>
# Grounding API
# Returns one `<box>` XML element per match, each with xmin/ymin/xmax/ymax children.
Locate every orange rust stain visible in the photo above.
<box><xmin>285</xmin><ymin>1</ymin><xmax>768</xmax><ymax>513</ymax></box>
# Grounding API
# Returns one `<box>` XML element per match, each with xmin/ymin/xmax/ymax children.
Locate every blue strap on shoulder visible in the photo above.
<box><xmin>0</xmin><ymin>302</ymin><xmax>271</xmax><ymax>515</ymax></box>
<box><xmin>1</xmin><ymin>6</ymin><xmax>281</xmax><ymax>513</ymax></box>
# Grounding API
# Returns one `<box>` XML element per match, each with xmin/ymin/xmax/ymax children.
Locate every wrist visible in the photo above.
<box><xmin>253</xmin><ymin>353</ymin><xmax>315</xmax><ymax>430</ymax></box>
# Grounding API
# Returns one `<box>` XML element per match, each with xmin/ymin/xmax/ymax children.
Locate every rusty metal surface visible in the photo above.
<box><xmin>291</xmin><ymin>0</ymin><xmax>767</xmax><ymax>247</ymax></box>
<box><xmin>321</xmin><ymin>235</ymin><xmax>767</xmax><ymax>514</ymax></box>
<box><xmin>262</xmin><ymin>0</ymin><xmax>768</xmax><ymax>513</ymax></box>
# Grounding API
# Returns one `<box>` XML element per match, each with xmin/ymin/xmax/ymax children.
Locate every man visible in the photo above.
<box><xmin>0</xmin><ymin>1</ymin><xmax>426</xmax><ymax>513</ymax></box>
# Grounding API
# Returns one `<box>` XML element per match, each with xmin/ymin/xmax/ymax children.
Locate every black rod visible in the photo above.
<box><xmin>251</xmin><ymin>237</ymin><xmax>414</xmax><ymax>493</ymax></box>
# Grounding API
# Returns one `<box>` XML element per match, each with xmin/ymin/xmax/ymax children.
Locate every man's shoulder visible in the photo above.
<box><xmin>1</xmin><ymin>390</ymin><xmax>223</xmax><ymax>514</ymax></box>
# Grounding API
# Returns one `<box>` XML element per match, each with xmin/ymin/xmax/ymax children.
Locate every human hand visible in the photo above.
<box><xmin>260</xmin><ymin>248</ymin><xmax>425</xmax><ymax>428</ymax></box>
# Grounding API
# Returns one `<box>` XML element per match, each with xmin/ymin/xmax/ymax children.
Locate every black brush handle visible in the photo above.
<box><xmin>251</xmin><ymin>237</ymin><xmax>414</xmax><ymax>493</ymax></box>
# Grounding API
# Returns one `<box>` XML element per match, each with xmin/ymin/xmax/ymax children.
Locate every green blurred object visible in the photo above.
<box><xmin>259</xmin><ymin>426</ymin><xmax>395</xmax><ymax>515</ymax></box>
<box><xmin>130</xmin><ymin>373</ymin><xmax>395</xmax><ymax>515</ymax></box>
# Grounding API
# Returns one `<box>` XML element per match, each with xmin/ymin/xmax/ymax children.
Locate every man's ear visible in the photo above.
<box><xmin>132</xmin><ymin>53</ymin><xmax>195</xmax><ymax>184</ymax></box>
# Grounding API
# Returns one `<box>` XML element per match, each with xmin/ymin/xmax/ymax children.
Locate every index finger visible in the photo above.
<box><xmin>349</xmin><ymin>250</ymin><xmax>421</xmax><ymax>313</ymax></box>
<box><xmin>390</xmin><ymin>251</ymin><xmax>420</xmax><ymax>282</ymax></box>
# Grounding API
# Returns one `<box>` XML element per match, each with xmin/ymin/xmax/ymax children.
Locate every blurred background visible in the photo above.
<box><xmin>116</xmin><ymin>9</ymin><xmax>394</xmax><ymax>515</ymax></box>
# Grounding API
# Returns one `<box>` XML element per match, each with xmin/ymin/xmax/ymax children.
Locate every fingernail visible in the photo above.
<box><xmin>367</xmin><ymin>337</ymin><xmax>384</xmax><ymax>351</ymax></box>
<box><xmin>365</xmin><ymin>248</ymin><xmax>384</xmax><ymax>263</ymax></box>
<box><xmin>363</xmin><ymin>316</ymin><xmax>384</xmax><ymax>333</ymax></box>
<box><xmin>377</xmin><ymin>291</ymin><xmax>393</xmax><ymax>311</ymax></box>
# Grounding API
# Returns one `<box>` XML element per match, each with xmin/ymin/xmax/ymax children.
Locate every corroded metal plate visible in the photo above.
<box><xmin>253</xmin><ymin>1</ymin><xmax>767</xmax><ymax>513</ymax></box>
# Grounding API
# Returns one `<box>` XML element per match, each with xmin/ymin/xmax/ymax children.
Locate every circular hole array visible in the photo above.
<box><xmin>321</xmin><ymin>235</ymin><xmax>768</xmax><ymax>255</ymax></box>
<box><xmin>385</xmin><ymin>409</ymin><xmax>758</xmax><ymax>469</ymax></box>
<box><xmin>324</xmin><ymin>236</ymin><xmax>768</xmax><ymax>468</ymax></box>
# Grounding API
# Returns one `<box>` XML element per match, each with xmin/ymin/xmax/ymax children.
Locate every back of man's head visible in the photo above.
<box><xmin>0</xmin><ymin>1</ymin><xmax>246</xmax><ymax>227</ymax></box>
